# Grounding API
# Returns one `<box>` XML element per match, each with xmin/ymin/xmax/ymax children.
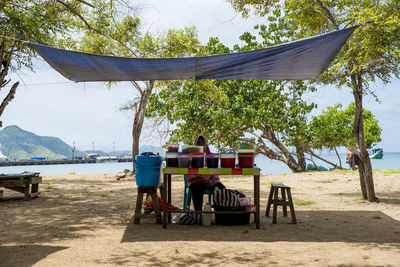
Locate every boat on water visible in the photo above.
<box><xmin>369</xmin><ymin>148</ymin><xmax>383</xmax><ymax>159</ymax></box>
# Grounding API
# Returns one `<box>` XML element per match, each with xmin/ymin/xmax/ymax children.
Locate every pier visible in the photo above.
<box><xmin>0</xmin><ymin>159</ymin><xmax>96</xmax><ymax>167</ymax></box>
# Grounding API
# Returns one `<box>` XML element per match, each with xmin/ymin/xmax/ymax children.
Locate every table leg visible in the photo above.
<box><xmin>254</xmin><ymin>175</ymin><xmax>260</xmax><ymax>229</ymax></box>
<box><xmin>168</xmin><ymin>174</ymin><xmax>172</xmax><ymax>223</ymax></box>
<box><xmin>24</xmin><ymin>184</ymin><xmax>31</xmax><ymax>200</ymax></box>
<box><xmin>162</xmin><ymin>173</ymin><xmax>168</xmax><ymax>229</ymax></box>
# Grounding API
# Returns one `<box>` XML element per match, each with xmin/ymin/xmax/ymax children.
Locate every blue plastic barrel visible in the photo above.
<box><xmin>135</xmin><ymin>154</ymin><xmax>162</xmax><ymax>187</ymax></box>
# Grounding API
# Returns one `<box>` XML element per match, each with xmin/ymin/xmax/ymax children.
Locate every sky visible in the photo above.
<box><xmin>1</xmin><ymin>0</ymin><xmax>400</xmax><ymax>152</ymax></box>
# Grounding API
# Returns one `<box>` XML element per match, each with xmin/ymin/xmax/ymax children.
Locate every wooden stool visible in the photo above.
<box><xmin>134</xmin><ymin>187</ymin><xmax>162</xmax><ymax>224</ymax></box>
<box><xmin>265</xmin><ymin>183</ymin><xmax>296</xmax><ymax>224</ymax></box>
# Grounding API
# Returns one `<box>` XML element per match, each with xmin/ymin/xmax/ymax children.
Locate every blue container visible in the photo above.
<box><xmin>135</xmin><ymin>155</ymin><xmax>162</xmax><ymax>187</ymax></box>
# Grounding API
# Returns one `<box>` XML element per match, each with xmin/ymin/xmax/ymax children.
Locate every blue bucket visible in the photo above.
<box><xmin>135</xmin><ymin>155</ymin><xmax>162</xmax><ymax>187</ymax></box>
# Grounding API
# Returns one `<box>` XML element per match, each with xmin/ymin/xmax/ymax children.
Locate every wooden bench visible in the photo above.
<box><xmin>265</xmin><ymin>183</ymin><xmax>296</xmax><ymax>224</ymax></box>
<box><xmin>0</xmin><ymin>172</ymin><xmax>42</xmax><ymax>200</ymax></box>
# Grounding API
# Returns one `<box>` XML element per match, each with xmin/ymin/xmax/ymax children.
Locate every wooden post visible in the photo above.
<box><xmin>254</xmin><ymin>174</ymin><xmax>260</xmax><ymax>229</ymax></box>
<box><xmin>167</xmin><ymin>174</ymin><xmax>172</xmax><ymax>223</ymax></box>
<box><xmin>162</xmin><ymin>173</ymin><xmax>168</xmax><ymax>229</ymax></box>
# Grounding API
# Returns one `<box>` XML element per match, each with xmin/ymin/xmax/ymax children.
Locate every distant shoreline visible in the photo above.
<box><xmin>0</xmin><ymin>158</ymin><xmax>133</xmax><ymax>167</ymax></box>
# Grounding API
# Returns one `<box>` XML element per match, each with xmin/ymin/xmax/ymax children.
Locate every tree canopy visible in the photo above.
<box><xmin>309</xmin><ymin>102</ymin><xmax>382</xmax><ymax>151</ymax></box>
<box><xmin>227</xmin><ymin>0</ymin><xmax>398</xmax><ymax>201</ymax></box>
<box><xmin>0</xmin><ymin>0</ymin><xmax>104</xmax><ymax>127</ymax></box>
<box><xmin>147</xmin><ymin>15</ymin><xmax>382</xmax><ymax>172</ymax></box>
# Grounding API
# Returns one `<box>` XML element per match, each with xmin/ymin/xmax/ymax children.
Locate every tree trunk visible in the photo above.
<box><xmin>0</xmin><ymin>52</ymin><xmax>18</xmax><ymax>128</ymax></box>
<box><xmin>132</xmin><ymin>81</ymin><xmax>154</xmax><ymax>173</ymax></box>
<box><xmin>351</xmin><ymin>74</ymin><xmax>376</xmax><ymax>202</ymax></box>
<box><xmin>334</xmin><ymin>147</ymin><xmax>342</xmax><ymax>169</ymax></box>
<box><xmin>295</xmin><ymin>144</ymin><xmax>306</xmax><ymax>171</ymax></box>
<box><xmin>260</xmin><ymin>127</ymin><xmax>303</xmax><ymax>172</ymax></box>
<box><xmin>354</xmin><ymin>156</ymin><xmax>368</xmax><ymax>200</ymax></box>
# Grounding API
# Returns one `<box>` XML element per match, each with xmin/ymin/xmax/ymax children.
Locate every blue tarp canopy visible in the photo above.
<box><xmin>32</xmin><ymin>26</ymin><xmax>357</xmax><ymax>82</ymax></box>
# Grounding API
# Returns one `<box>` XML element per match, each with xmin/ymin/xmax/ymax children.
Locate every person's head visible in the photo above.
<box><xmin>195</xmin><ymin>135</ymin><xmax>207</xmax><ymax>147</ymax></box>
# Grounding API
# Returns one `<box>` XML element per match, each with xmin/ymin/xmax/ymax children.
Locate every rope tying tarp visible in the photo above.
<box><xmin>31</xmin><ymin>26</ymin><xmax>358</xmax><ymax>82</ymax></box>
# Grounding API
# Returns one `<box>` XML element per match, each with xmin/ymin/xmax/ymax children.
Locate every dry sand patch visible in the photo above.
<box><xmin>0</xmin><ymin>171</ymin><xmax>399</xmax><ymax>266</ymax></box>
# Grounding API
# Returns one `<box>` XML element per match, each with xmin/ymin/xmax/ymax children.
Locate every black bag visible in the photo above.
<box><xmin>177</xmin><ymin>213</ymin><xmax>201</xmax><ymax>225</ymax></box>
<box><xmin>213</xmin><ymin>189</ymin><xmax>250</xmax><ymax>225</ymax></box>
<box><xmin>213</xmin><ymin>188</ymin><xmax>240</xmax><ymax>207</ymax></box>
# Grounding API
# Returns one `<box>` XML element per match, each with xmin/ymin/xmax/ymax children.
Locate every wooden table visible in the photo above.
<box><xmin>162</xmin><ymin>167</ymin><xmax>261</xmax><ymax>229</ymax></box>
<box><xmin>0</xmin><ymin>172</ymin><xmax>42</xmax><ymax>200</ymax></box>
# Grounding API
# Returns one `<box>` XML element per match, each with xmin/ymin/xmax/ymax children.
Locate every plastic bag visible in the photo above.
<box><xmin>144</xmin><ymin>196</ymin><xmax>179</xmax><ymax>212</ymax></box>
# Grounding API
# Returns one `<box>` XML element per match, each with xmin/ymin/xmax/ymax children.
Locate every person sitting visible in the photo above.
<box><xmin>185</xmin><ymin>135</ymin><xmax>225</xmax><ymax>212</ymax></box>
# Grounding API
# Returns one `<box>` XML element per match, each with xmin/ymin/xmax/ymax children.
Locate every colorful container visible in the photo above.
<box><xmin>181</xmin><ymin>145</ymin><xmax>204</xmax><ymax>153</ymax></box>
<box><xmin>238</xmin><ymin>148</ymin><xmax>256</xmax><ymax>153</ymax></box>
<box><xmin>191</xmin><ymin>153</ymin><xmax>205</xmax><ymax>168</ymax></box>
<box><xmin>239</xmin><ymin>141</ymin><xmax>256</xmax><ymax>149</ymax></box>
<box><xmin>206</xmin><ymin>153</ymin><xmax>219</xmax><ymax>168</ymax></box>
<box><xmin>238</xmin><ymin>197</ymin><xmax>251</xmax><ymax>206</ymax></box>
<box><xmin>135</xmin><ymin>154</ymin><xmax>162</xmax><ymax>187</ymax></box>
<box><xmin>220</xmin><ymin>152</ymin><xmax>236</xmax><ymax>168</ymax></box>
<box><xmin>166</xmin><ymin>152</ymin><xmax>179</xmax><ymax>167</ymax></box>
<box><xmin>178</xmin><ymin>153</ymin><xmax>191</xmax><ymax>168</ymax></box>
<box><xmin>246</xmin><ymin>204</ymin><xmax>256</xmax><ymax>213</ymax></box>
<box><xmin>238</xmin><ymin>153</ymin><xmax>255</xmax><ymax>168</ymax></box>
<box><xmin>168</xmin><ymin>143</ymin><xmax>179</xmax><ymax>152</ymax></box>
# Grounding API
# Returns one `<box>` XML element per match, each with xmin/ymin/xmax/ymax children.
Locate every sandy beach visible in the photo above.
<box><xmin>1</xmin><ymin>170</ymin><xmax>400</xmax><ymax>266</ymax></box>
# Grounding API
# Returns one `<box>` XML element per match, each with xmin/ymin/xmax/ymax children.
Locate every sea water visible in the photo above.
<box><xmin>0</xmin><ymin>153</ymin><xmax>399</xmax><ymax>175</ymax></box>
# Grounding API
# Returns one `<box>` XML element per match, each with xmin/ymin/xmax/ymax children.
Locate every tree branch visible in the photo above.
<box><xmin>131</xmin><ymin>81</ymin><xmax>143</xmax><ymax>94</ymax></box>
<box><xmin>54</xmin><ymin>0</ymin><xmax>93</xmax><ymax>31</ymax></box>
<box><xmin>306</xmin><ymin>149</ymin><xmax>344</xmax><ymax>169</ymax></box>
<box><xmin>0</xmin><ymin>81</ymin><xmax>18</xmax><ymax>127</ymax></box>
<box><xmin>315</xmin><ymin>0</ymin><xmax>339</xmax><ymax>30</ymax></box>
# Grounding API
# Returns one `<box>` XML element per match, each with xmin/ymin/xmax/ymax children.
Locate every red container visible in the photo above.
<box><xmin>220</xmin><ymin>152</ymin><xmax>236</xmax><ymax>168</ymax></box>
<box><xmin>220</xmin><ymin>158</ymin><xmax>235</xmax><ymax>168</ymax></box>
<box><xmin>238</xmin><ymin>153</ymin><xmax>255</xmax><ymax>168</ymax></box>
<box><xmin>168</xmin><ymin>144</ymin><xmax>179</xmax><ymax>152</ymax></box>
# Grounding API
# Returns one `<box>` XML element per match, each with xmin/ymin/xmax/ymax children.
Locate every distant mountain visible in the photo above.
<box><xmin>0</xmin><ymin>125</ymin><xmax>163</xmax><ymax>160</ymax></box>
<box><xmin>0</xmin><ymin>125</ymin><xmax>84</xmax><ymax>160</ymax></box>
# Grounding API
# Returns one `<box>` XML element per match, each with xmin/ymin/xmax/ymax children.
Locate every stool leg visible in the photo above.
<box><xmin>134</xmin><ymin>191</ymin><xmax>144</xmax><ymax>224</ymax></box>
<box><xmin>265</xmin><ymin>186</ymin><xmax>274</xmax><ymax>217</ymax></box>
<box><xmin>287</xmin><ymin>188</ymin><xmax>297</xmax><ymax>224</ymax></box>
<box><xmin>281</xmin><ymin>188</ymin><xmax>288</xmax><ymax>217</ymax></box>
<box><xmin>272</xmin><ymin>187</ymin><xmax>279</xmax><ymax>224</ymax></box>
<box><xmin>151</xmin><ymin>192</ymin><xmax>162</xmax><ymax>224</ymax></box>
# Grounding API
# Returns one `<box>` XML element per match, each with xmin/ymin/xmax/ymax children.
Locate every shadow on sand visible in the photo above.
<box><xmin>0</xmin><ymin>245</ymin><xmax>67</xmax><ymax>267</ymax></box>
<box><xmin>121</xmin><ymin>210</ymin><xmax>400</xmax><ymax>244</ymax></box>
